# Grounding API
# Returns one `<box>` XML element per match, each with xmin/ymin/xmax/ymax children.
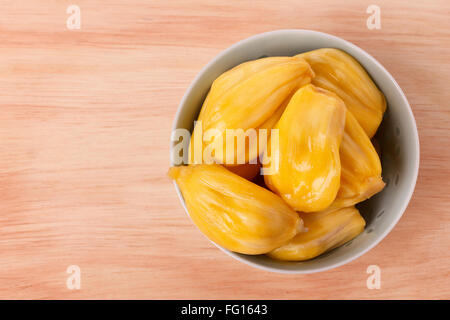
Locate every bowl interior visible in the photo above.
<box><xmin>171</xmin><ymin>30</ymin><xmax>419</xmax><ymax>273</ymax></box>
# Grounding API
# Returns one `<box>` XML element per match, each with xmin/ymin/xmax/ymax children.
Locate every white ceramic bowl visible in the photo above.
<box><xmin>170</xmin><ymin>30</ymin><xmax>420</xmax><ymax>274</ymax></box>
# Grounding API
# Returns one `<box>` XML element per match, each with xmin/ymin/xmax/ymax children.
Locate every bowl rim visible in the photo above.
<box><xmin>170</xmin><ymin>29</ymin><xmax>420</xmax><ymax>274</ymax></box>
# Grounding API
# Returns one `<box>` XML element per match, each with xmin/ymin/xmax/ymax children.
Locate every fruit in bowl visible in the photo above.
<box><xmin>170</xmin><ymin>47</ymin><xmax>387</xmax><ymax>261</ymax></box>
<box><xmin>169</xmin><ymin>30</ymin><xmax>419</xmax><ymax>273</ymax></box>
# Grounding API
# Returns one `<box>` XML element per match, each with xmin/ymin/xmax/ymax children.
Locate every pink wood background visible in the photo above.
<box><xmin>0</xmin><ymin>0</ymin><xmax>449</xmax><ymax>299</ymax></box>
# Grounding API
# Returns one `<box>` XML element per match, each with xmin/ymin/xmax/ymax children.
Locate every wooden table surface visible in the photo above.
<box><xmin>0</xmin><ymin>0</ymin><xmax>449</xmax><ymax>299</ymax></box>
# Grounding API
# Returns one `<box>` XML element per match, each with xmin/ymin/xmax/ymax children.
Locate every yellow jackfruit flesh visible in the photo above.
<box><xmin>168</xmin><ymin>164</ymin><xmax>303</xmax><ymax>255</ymax></box>
<box><xmin>268</xmin><ymin>206</ymin><xmax>365</xmax><ymax>261</ymax></box>
<box><xmin>264</xmin><ymin>84</ymin><xmax>346</xmax><ymax>212</ymax></box>
<box><xmin>331</xmin><ymin>110</ymin><xmax>385</xmax><ymax>209</ymax></box>
<box><xmin>189</xmin><ymin>56</ymin><xmax>314</xmax><ymax>165</ymax></box>
<box><xmin>297</xmin><ymin>48</ymin><xmax>386</xmax><ymax>138</ymax></box>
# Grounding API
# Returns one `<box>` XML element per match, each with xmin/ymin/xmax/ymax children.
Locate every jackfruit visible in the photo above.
<box><xmin>189</xmin><ymin>56</ymin><xmax>314</xmax><ymax>165</ymax></box>
<box><xmin>263</xmin><ymin>84</ymin><xmax>346</xmax><ymax>212</ymax></box>
<box><xmin>168</xmin><ymin>164</ymin><xmax>303</xmax><ymax>255</ymax></box>
<box><xmin>331</xmin><ymin>111</ymin><xmax>385</xmax><ymax>209</ymax></box>
<box><xmin>297</xmin><ymin>48</ymin><xmax>386</xmax><ymax>137</ymax></box>
<box><xmin>268</xmin><ymin>206</ymin><xmax>365</xmax><ymax>261</ymax></box>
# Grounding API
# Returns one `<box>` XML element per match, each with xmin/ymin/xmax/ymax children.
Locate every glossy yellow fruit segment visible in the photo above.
<box><xmin>189</xmin><ymin>56</ymin><xmax>314</xmax><ymax>165</ymax></box>
<box><xmin>268</xmin><ymin>206</ymin><xmax>365</xmax><ymax>261</ymax></box>
<box><xmin>264</xmin><ymin>84</ymin><xmax>346</xmax><ymax>212</ymax></box>
<box><xmin>168</xmin><ymin>164</ymin><xmax>303</xmax><ymax>255</ymax></box>
<box><xmin>331</xmin><ymin>111</ymin><xmax>385</xmax><ymax>209</ymax></box>
<box><xmin>297</xmin><ymin>48</ymin><xmax>386</xmax><ymax>138</ymax></box>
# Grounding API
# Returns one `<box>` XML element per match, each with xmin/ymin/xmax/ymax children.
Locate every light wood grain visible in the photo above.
<box><xmin>0</xmin><ymin>0</ymin><xmax>449</xmax><ymax>299</ymax></box>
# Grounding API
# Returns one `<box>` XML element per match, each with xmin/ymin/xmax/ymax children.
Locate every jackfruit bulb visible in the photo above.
<box><xmin>264</xmin><ymin>84</ymin><xmax>346</xmax><ymax>212</ymax></box>
<box><xmin>168</xmin><ymin>164</ymin><xmax>303</xmax><ymax>255</ymax></box>
<box><xmin>297</xmin><ymin>48</ymin><xmax>386</xmax><ymax>138</ymax></box>
<box><xmin>189</xmin><ymin>56</ymin><xmax>314</xmax><ymax>165</ymax></box>
<box><xmin>268</xmin><ymin>206</ymin><xmax>366</xmax><ymax>261</ymax></box>
<box><xmin>331</xmin><ymin>110</ymin><xmax>385</xmax><ymax>209</ymax></box>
